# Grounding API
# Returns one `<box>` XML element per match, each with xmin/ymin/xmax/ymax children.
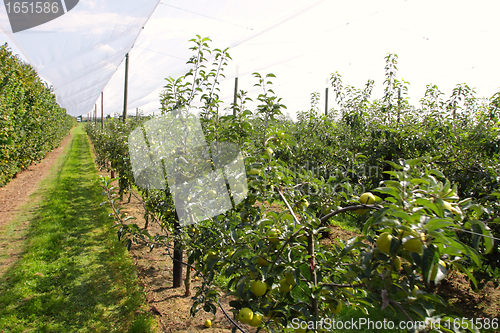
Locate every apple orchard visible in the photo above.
<box><xmin>89</xmin><ymin>36</ymin><xmax>499</xmax><ymax>333</ymax></box>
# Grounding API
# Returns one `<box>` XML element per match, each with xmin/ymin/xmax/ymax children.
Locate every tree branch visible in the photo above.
<box><xmin>320</xmin><ymin>204</ymin><xmax>382</xmax><ymax>224</ymax></box>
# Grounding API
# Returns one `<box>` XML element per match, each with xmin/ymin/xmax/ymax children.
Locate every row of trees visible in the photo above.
<box><xmin>87</xmin><ymin>36</ymin><xmax>498</xmax><ymax>332</ymax></box>
<box><xmin>0</xmin><ymin>44</ymin><xmax>74</xmax><ymax>187</ymax></box>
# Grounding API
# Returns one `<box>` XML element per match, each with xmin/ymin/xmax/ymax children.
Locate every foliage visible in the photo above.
<box><xmin>0</xmin><ymin>43</ymin><xmax>74</xmax><ymax>187</ymax></box>
<box><xmin>86</xmin><ymin>116</ymin><xmax>146</xmax><ymax>198</ymax></box>
<box><xmin>90</xmin><ymin>36</ymin><xmax>499</xmax><ymax>332</ymax></box>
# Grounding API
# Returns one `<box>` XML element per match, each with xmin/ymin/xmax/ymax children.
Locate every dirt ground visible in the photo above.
<box><xmin>437</xmin><ymin>271</ymin><xmax>500</xmax><ymax>319</ymax></box>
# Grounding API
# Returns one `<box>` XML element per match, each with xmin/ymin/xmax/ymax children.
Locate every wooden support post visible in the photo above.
<box><xmin>233</xmin><ymin>77</ymin><xmax>238</xmax><ymax>117</ymax></box>
<box><xmin>308</xmin><ymin>234</ymin><xmax>319</xmax><ymax>322</ymax></box>
<box><xmin>123</xmin><ymin>53</ymin><xmax>129</xmax><ymax>122</ymax></box>
<box><xmin>101</xmin><ymin>92</ymin><xmax>104</xmax><ymax>129</ymax></box>
<box><xmin>325</xmin><ymin>87</ymin><xmax>329</xmax><ymax>116</ymax></box>
<box><xmin>397</xmin><ymin>87</ymin><xmax>401</xmax><ymax>123</ymax></box>
<box><xmin>172</xmin><ymin>188</ymin><xmax>183</xmax><ymax>289</ymax></box>
<box><xmin>173</xmin><ymin>218</ymin><xmax>183</xmax><ymax>288</ymax></box>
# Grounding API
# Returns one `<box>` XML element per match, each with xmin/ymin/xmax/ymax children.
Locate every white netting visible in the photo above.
<box><xmin>0</xmin><ymin>0</ymin><xmax>161</xmax><ymax>116</ymax></box>
<box><xmin>0</xmin><ymin>0</ymin><xmax>498</xmax><ymax>117</ymax></box>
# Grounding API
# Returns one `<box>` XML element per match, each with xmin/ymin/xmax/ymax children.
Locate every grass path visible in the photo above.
<box><xmin>0</xmin><ymin>124</ymin><xmax>156</xmax><ymax>332</ymax></box>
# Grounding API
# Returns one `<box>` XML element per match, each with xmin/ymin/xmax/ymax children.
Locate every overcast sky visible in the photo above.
<box><xmin>1</xmin><ymin>0</ymin><xmax>499</xmax><ymax>118</ymax></box>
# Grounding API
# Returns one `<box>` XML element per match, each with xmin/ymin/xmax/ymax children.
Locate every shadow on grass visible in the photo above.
<box><xmin>0</xmin><ymin>130</ymin><xmax>156</xmax><ymax>333</ymax></box>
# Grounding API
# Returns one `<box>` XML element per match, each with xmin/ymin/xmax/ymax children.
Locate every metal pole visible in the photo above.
<box><xmin>101</xmin><ymin>92</ymin><xmax>104</xmax><ymax>129</ymax></box>
<box><xmin>136</xmin><ymin>107</ymin><xmax>138</xmax><ymax>117</ymax></box>
<box><xmin>94</xmin><ymin>104</ymin><xmax>97</xmax><ymax>125</ymax></box>
<box><xmin>233</xmin><ymin>77</ymin><xmax>238</xmax><ymax>117</ymax></box>
<box><xmin>123</xmin><ymin>53</ymin><xmax>129</xmax><ymax>122</ymax></box>
<box><xmin>325</xmin><ymin>87</ymin><xmax>329</xmax><ymax>116</ymax></box>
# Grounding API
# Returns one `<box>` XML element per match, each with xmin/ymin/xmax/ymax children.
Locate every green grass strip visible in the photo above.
<box><xmin>0</xmin><ymin>124</ymin><xmax>156</xmax><ymax>333</ymax></box>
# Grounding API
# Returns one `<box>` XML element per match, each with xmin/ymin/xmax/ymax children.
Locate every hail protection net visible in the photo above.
<box><xmin>0</xmin><ymin>0</ymin><xmax>161</xmax><ymax>116</ymax></box>
<box><xmin>0</xmin><ymin>1</ymin><xmax>499</xmax><ymax>117</ymax></box>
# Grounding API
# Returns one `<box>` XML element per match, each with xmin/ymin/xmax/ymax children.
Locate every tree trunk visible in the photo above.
<box><xmin>308</xmin><ymin>234</ymin><xmax>318</xmax><ymax>320</ymax></box>
<box><xmin>172</xmin><ymin>213</ymin><xmax>183</xmax><ymax>288</ymax></box>
<box><xmin>184</xmin><ymin>264</ymin><xmax>191</xmax><ymax>296</ymax></box>
<box><xmin>143</xmin><ymin>189</ymin><xmax>149</xmax><ymax>230</ymax></box>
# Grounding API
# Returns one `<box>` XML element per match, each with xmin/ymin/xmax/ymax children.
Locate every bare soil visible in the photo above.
<box><xmin>437</xmin><ymin>270</ymin><xmax>500</xmax><ymax>319</ymax></box>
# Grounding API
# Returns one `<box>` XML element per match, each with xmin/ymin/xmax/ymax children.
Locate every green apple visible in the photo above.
<box><xmin>238</xmin><ymin>308</ymin><xmax>253</xmax><ymax>324</ymax></box>
<box><xmin>377</xmin><ymin>232</ymin><xmax>393</xmax><ymax>253</ymax></box>
<box><xmin>232</xmin><ymin>182</ymin><xmax>245</xmax><ymax>192</ymax></box>
<box><xmin>267</xmin><ymin>228</ymin><xmax>279</xmax><ymax>243</ymax></box>
<box><xmin>249</xmin><ymin>313</ymin><xmax>262</xmax><ymax>327</ymax></box>
<box><xmin>205</xmin><ymin>250</ymin><xmax>217</xmax><ymax>263</ymax></box>
<box><xmin>248</xmin><ymin>168</ymin><xmax>260</xmax><ymax>176</ymax></box>
<box><xmin>403</xmin><ymin>238</ymin><xmax>423</xmax><ymax>253</ymax></box>
<box><xmin>329</xmin><ymin>300</ymin><xmax>342</xmax><ymax>314</ymax></box>
<box><xmin>279</xmin><ymin>279</ymin><xmax>292</xmax><ymax>293</ymax></box>
<box><xmin>342</xmin><ymin>287</ymin><xmax>355</xmax><ymax>298</ymax></box>
<box><xmin>411</xmin><ymin>285</ymin><xmax>419</xmax><ymax>297</ymax></box>
<box><xmin>285</xmin><ymin>272</ymin><xmax>296</xmax><ymax>286</ymax></box>
<box><xmin>297</xmin><ymin>199</ymin><xmax>309</xmax><ymax>209</ymax></box>
<box><xmin>251</xmin><ymin>280</ymin><xmax>267</xmax><ymax>297</ymax></box>
<box><xmin>354</xmin><ymin>208</ymin><xmax>367</xmax><ymax>215</ymax></box>
<box><xmin>359</xmin><ymin>192</ymin><xmax>376</xmax><ymax>204</ymax></box>
<box><xmin>394</xmin><ymin>256</ymin><xmax>402</xmax><ymax>271</ymax></box>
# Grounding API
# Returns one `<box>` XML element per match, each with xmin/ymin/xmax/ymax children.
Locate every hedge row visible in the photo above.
<box><xmin>0</xmin><ymin>44</ymin><xmax>75</xmax><ymax>187</ymax></box>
